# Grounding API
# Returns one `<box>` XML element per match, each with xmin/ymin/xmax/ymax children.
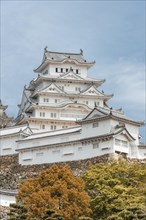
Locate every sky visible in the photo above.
<box><xmin>0</xmin><ymin>0</ymin><xmax>146</xmax><ymax>142</ymax></box>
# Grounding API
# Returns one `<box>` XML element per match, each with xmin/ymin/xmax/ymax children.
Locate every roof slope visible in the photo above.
<box><xmin>34</xmin><ymin>49</ymin><xmax>95</xmax><ymax>73</ymax></box>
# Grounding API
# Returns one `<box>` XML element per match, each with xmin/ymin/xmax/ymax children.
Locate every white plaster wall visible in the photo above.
<box><xmin>28</xmin><ymin>119</ymin><xmax>76</xmax><ymax>132</ymax></box>
<box><xmin>125</xmin><ymin>124</ymin><xmax>139</xmax><ymax>144</ymax></box>
<box><xmin>138</xmin><ymin>147</ymin><xmax>146</xmax><ymax>159</ymax></box>
<box><xmin>18</xmin><ymin>139</ymin><xmax>114</xmax><ymax>165</ymax></box>
<box><xmin>55</xmin><ymin>82</ymin><xmax>88</xmax><ymax>93</ymax></box>
<box><xmin>38</xmin><ymin>94</ymin><xmax>103</xmax><ymax>110</ymax></box>
<box><xmin>0</xmin><ymin>135</ymin><xmax>19</xmax><ymax>156</ymax></box>
<box><xmin>49</xmin><ymin>63</ymin><xmax>87</xmax><ymax>77</ymax></box>
<box><xmin>81</xmin><ymin>119</ymin><xmax>111</xmax><ymax>138</ymax></box>
<box><xmin>0</xmin><ymin>194</ymin><xmax>16</xmax><ymax>207</ymax></box>
<box><xmin>110</xmin><ymin>119</ymin><xmax>140</xmax><ymax>144</ymax></box>
<box><xmin>17</xmin><ymin>131</ymin><xmax>81</xmax><ymax>151</ymax></box>
<box><xmin>33</xmin><ymin>107</ymin><xmax>88</xmax><ymax>121</ymax></box>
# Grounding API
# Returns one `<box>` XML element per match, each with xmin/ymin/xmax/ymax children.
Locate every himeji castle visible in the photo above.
<box><xmin>15</xmin><ymin>48</ymin><xmax>112</xmax><ymax>132</ymax></box>
<box><xmin>0</xmin><ymin>49</ymin><xmax>146</xmax><ymax>163</ymax></box>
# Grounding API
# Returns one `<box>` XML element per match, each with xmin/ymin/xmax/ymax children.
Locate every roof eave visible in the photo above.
<box><xmin>34</xmin><ymin>59</ymin><xmax>95</xmax><ymax>73</ymax></box>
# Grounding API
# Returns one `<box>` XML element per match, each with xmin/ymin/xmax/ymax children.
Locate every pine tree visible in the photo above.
<box><xmin>7</xmin><ymin>203</ymin><xmax>28</xmax><ymax>220</ymax></box>
<box><xmin>43</xmin><ymin>209</ymin><xmax>64</xmax><ymax>220</ymax></box>
<box><xmin>84</xmin><ymin>158</ymin><xmax>146</xmax><ymax>220</ymax></box>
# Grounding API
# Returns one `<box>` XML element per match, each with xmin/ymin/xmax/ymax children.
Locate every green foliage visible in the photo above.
<box><xmin>7</xmin><ymin>203</ymin><xmax>28</xmax><ymax>220</ymax></box>
<box><xmin>84</xmin><ymin>158</ymin><xmax>146</xmax><ymax>220</ymax></box>
<box><xmin>107</xmin><ymin>205</ymin><xmax>146</xmax><ymax>220</ymax></box>
<box><xmin>78</xmin><ymin>217</ymin><xmax>93</xmax><ymax>220</ymax></box>
<box><xmin>43</xmin><ymin>208</ymin><xmax>64</xmax><ymax>220</ymax></box>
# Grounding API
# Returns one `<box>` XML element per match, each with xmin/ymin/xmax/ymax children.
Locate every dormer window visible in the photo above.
<box><xmin>66</xmin><ymin>68</ymin><xmax>68</xmax><ymax>72</ymax></box>
<box><xmin>61</xmin><ymin>68</ymin><xmax>63</xmax><ymax>73</ymax></box>
<box><xmin>76</xmin><ymin>69</ymin><xmax>79</xmax><ymax>74</ymax></box>
<box><xmin>56</xmin><ymin>68</ymin><xmax>58</xmax><ymax>72</ymax></box>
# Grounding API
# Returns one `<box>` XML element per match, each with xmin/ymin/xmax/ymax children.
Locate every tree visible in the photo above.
<box><xmin>43</xmin><ymin>209</ymin><xmax>64</xmax><ymax>220</ymax></box>
<box><xmin>17</xmin><ymin>165</ymin><xmax>91</xmax><ymax>220</ymax></box>
<box><xmin>7</xmin><ymin>203</ymin><xmax>28</xmax><ymax>220</ymax></box>
<box><xmin>84</xmin><ymin>158</ymin><xmax>146</xmax><ymax>220</ymax></box>
<box><xmin>107</xmin><ymin>206</ymin><xmax>146</xmax><ymax>220</ymax></box>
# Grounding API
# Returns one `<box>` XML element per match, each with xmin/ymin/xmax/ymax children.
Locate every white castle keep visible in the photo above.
<box><xmin>0</xmin><ymin>49</ymin><xmax>146</xmax><ymax>164</ymax></box>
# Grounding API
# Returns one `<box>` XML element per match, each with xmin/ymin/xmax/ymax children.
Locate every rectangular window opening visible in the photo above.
<box><xmin>93</xmin><ymin>122</ymin><xmax>99</xmax><ymax>128</ymax></box>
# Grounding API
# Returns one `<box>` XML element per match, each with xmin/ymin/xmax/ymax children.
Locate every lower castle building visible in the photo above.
<box><xmin>16</xmin><ymin>107</ymin><xmax>145</xmax><ymax>165</ymax></box>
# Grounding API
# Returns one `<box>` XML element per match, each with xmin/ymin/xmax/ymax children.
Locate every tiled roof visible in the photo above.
<box><xmin>34</xmin><ymin>49</ymin><xmax>95</xmax><ymax>72</ymax></box>
<box><xmin>78</xmin><ymin>107</ymin><xmax>144</xmax><ymax>126</ymax></box>
<box><xmin>18</xmin><ymin>126</ymin><xmax>81</xmax><ymax>141</ymax></box>
<box><xmin>44</xmin><ymin>50</ymin><xmax>93</xmax><ymax>64</ymax></box>
<box><xmin>0</xmin><ymin>124</ymin><xmax>31</xmax><ymax>136</ymax></box>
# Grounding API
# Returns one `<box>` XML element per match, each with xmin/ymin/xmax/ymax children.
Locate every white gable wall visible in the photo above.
<box><xmin>114</xmin><ymin>134</ymin><xmax>130</xmax><ymax>155</ymax></box>
<box><xmin>0</xmin><ymin>135</ymin><xmax>20</xmax><ymax>156</ymax></box>
<box><xmin>110</xmin><ymin>119</ymin><xmax>139</xmax><ymax>144</ymax></box>
<box><xmin>138</xmin><ymin>147</ymin><xmax>146</xmax><ymax>159</ymax></box>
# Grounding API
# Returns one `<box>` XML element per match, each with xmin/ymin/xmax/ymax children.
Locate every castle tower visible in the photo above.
<box><xmin>15</xmin><ymin>49</ymin><xmax>113</xmax><ymax>132</ymax></box>
<box><xmin>0</xmin><ymin>100</ymin><xmax>13</xmax><ymax>128</ymax></box>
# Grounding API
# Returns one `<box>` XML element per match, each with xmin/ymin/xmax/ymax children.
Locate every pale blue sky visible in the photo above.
<box><xmin>1</xmin><ymin>0</ymin><xmax>145</xmax><ymax>141</ymax></box>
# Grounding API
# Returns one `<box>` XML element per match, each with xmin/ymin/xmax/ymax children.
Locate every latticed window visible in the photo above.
<box><xmin>40</xmin><ymin>112</ymin><xmax>45</xmax><ymax>117</ymax></box>
<box><xmin>43</xmin><ymin>98</ymin><xmax>49</xmax><ymax>102</ymax></box>
<box><xmin>75</xmin><ymin>87</ymin><xmax>80</xmax><ymax>92</ymax></box>
<box><xmin>40</xmin><ymin>124</ymin><xmax>45</xmax><ymax>129</ymax></box>
<box><xmin>51</xmin><ymin>125</ymin><xmax>56</xmax><ymax>130</ymax></box>
<box><xmin>51</xmin><ymin>113</ymin><xmax>57</xmax><ymax>118</ymax></box>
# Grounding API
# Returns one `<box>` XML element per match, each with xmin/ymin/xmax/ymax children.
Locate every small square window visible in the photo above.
<box><xmin>93</xmin><ymin>122</ymin><xmax>99</xmax><ymax>128</ymax></box>
<box><xmin>51</xmin><ymin>113</ymin><xmax>57</xmax><ymax>118</ymax></box>
<box><xmin>40</xmin><ymin>124</ymin><xmax>45</xmax><ymax>129</ymax></box>
<box><xmin>75</xmin><ymin>87</ymin><xmax>80</xmax><ymax>92</ymax></box>
<box><xmin>40</xmin><ymin>112</ymin><xmax>45</xmax><ymax>117</ymax></box>
<box><xmin>93</xmin><ymin>143</ymin><xmax>99</xmax><ymax>149</ymax></box>
<box><xmin>51</xmin><ymin>125</ymin><xmax>56</xmax><ymax>130</ymax></box>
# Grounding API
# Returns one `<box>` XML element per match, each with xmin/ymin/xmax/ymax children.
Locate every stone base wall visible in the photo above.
<box><xmin>0</xmin><ymin>153</ymin><xmax>111</xmax><ymax>219</ymax></box>
<box><xmin>0</xmin><ymin>206</ymin><xmax>9</xmax><ymax>220</ymax></box>
<box><xmin>0</xmin><ymin>153</ymin><xmax>110</xmax><ymax>191</ymax></box>
<box><xmin>1</xmin><ymin>153</ymin><xmax>145</xmax><ymax>219</ymax></box>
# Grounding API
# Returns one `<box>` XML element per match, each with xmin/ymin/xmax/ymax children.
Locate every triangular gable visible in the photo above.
<box><xmin>59</xmin><ymin>71</ymin><xmax>84</xmax><ymax>81</ymax></box>
<box><xmin>39</xmin><ymin>83</ymin><xmax>65</xmax><ymax>94</ymax></box>
<box><xmin>114</xmin><ymin>127</ymin><xmax>135</xmax><ymax>141</ymax></box>
<box><xmin>83</xmin><ymin>108</ymin><xmax>108</xmax><ymax>120</ymax></box>
<box><xmin>62</xmin><ymin>103</ymin><xmax>91</xmax><ymax>112</ymax></box>
<box><xmin>21</xmin><ymin>125</ymin><xmax>33</xmax><ymax>136</ymax></box>
<box><xmin>81</xmin><ymin>85</ymin><xmax>103</xmax><ymax>96</ymax></box>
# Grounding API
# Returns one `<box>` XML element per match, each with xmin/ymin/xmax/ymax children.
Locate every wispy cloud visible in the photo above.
<box><xmin>94</xmin><ymin>58</ymin><xmax>145</xmax><ymax>109</ymax></box>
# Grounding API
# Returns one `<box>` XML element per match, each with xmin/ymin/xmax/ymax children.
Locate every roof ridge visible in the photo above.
<box><xmin>46</xmin><ymin>50</ymin><xmax>82</xmax><ymax>56</ymax></box>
